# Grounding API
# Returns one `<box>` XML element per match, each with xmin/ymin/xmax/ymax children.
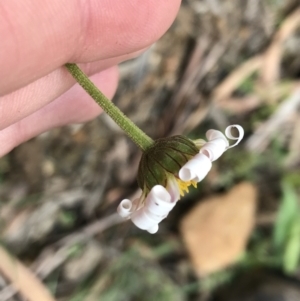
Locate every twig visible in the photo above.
<box><xmin>0</xmin><ymin>213</ymin><xmax>124</xmax><ymax>301</ymax></box>
<box><xmin>262</xmin><ymin>8</ymin><xmax>300</xmax><ymax>85</ymax></box>
<box><xmin>212</xmin><ymin>55</ymin><xmax>263</xmax><ymax>104</ymax></box>
<box><xmin>246</xmin><ymin>87</ymin><xmax>300</xmax><ymax>153</ymax></box>
<box><xmin>170</xmin><ymin>39</ymin><xmax>228</xmax><ymax>135</ymax></box>
<box><xmin>163</xmin><ymin>37</ymin><xmax>210</xmax><ymax>134</ymax></box>
<box><xmin>0</xmin><ymin>247</ymin><xmax>56</xmax><ymax>301</ymax></box>
<box><xmin>33</xmin><ymin>213</ymin><xmax>124</xmax><ymax>280</ymax></box>
<box><xmin>0</xmin><ymin>284</ymin><xmax>18</xmax><ymax>301</ymax></box>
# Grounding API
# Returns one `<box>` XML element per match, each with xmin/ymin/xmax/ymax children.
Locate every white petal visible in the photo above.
<box><xmin>130</xmin><ymin>185</ymin><xmax>176</xmax><ymax>233</ymax></box>
<box><xmin>225</xmin><ymin>125</ymin><xmax>244</xmax><ymax>149</ymax></box>
<box><xmin>117</xmin><ymin>199</ymin><xmax>133</xmax><ymax>218</ymax></box>
<box><xmin>200</xmin><ymin>138</ymin><xmax>227</xmax><ymax>161</ymax></box>
<box><xmin>145</xmin><ymin>185</ymin><xmax>175</xmax><ymax>215</ymax></box>
<box><xmin>131</xmin><ymin>208</ymin><xmax>160</xmax><ymax>230</ymax></box>
<box><xmin>179</xmin><ymin>153</ymin><xmax>212</xmax><ymax>182</ymax></box>
<box><xmin>147</xmin><ymin>224</ymin><xmax>159</xmax><ymax>234</ymax></box>
<box><xmin>206</xmin><ymin>129</ymin><xmax>229</xmax><ymax>146</ymax></box>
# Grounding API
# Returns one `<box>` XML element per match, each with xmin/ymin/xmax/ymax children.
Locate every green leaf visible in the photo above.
<box><xmin>273</xmin><ymin>183</ymin><xmax>299</xmax><ymax>250</ymax></box>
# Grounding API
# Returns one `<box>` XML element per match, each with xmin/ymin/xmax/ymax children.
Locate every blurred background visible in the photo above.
<box><xmin>1</xmin><ymin>0</ymin><xmax>300</xmax><ymax>300</ymax></box>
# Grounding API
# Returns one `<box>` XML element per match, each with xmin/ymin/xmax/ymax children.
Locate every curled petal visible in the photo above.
<box><xmin>179</xmin><ymin>153</ymin><xmax>212</xmax><ymax>182</ymax></box>
<box><xmin>225</xmin><ymin>125</ymin><xmax>244</xmax><ymax>149</ymax></box>
<box><xmin>200</xmin><ymin>138</ymin><xmax>227</xmax><ymax>161</ymax></box>
<box><xmin>131</xmin><ymin>185</ymin><xmax>175</xmax><ymax>234</ymax></box>
<box><xmin>206</xmin><ymin>130</ymin><xmax>229</xmax><ymax>146</ymax></box>
<box><xmin>131</xmin><ymin>209</ymin><xmax>160</xmax><ymax>233</ymax></box>
<box><xmin>145</xmin><ymin>185</ymin><xmax>175</xmax><ymax>215</ymax></box>
<box><xmin>117</xmin><ymin>199</ymin><xmax>133</xmax><ymax>218</ymax></box>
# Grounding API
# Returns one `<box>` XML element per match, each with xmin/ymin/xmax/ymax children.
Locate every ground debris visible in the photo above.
<box><xmin>181</xmin><ymin>182</ymin><xmax>257</xmax><ymax>277</ymax></box>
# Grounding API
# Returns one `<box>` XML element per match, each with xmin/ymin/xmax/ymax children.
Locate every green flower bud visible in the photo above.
<box><xmin>137</xmin><ymin>135</ymin><xmax>199</xmax><ymax>196</ymax></box>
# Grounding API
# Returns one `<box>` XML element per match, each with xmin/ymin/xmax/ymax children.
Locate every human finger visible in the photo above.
<box><xmin>0</xmin><ymin>48</ymin><xmax>145</xmax><ymax>130</ymax></box>
<box><xmin>0</xmin><ymin>0</ymin><xmax>181</xmax><ymax>94</ymax></box>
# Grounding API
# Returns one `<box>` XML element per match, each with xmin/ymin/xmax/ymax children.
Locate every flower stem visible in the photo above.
<box><xmin>65</xmin><ymin>63</ymin><xmax>154</xmax><ymax>151</ymax></box>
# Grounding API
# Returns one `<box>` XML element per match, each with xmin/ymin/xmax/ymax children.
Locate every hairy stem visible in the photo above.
<box><xmin>65</xmin><ymin>63</ymin><xmax>154</xmax><ymax>151</ymax></box>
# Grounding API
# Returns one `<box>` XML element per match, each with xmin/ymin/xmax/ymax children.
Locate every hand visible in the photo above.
<box><xmin>0</xmin><ymin>0</ymin><xmax>181</xmax><ymax>157</ymax></box>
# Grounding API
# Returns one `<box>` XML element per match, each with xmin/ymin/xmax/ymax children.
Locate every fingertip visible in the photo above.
<box><xmin>74</xmin><ymin>0</ymin><xmax>182</xmax><ymax>61</ymax></box>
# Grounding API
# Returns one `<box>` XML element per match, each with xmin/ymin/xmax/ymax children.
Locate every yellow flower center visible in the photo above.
<box><xmin>176</xmin><ymin>178</ymin><xmax>197</xmax><ymax>197</ymax></box>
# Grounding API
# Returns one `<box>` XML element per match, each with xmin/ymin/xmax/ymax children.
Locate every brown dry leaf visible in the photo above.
<box><xmin>0</xmin><ymin>246</ymin><xmax>56</xmax><ymax>301</ymax></box>
<box><xmin>180</xmin><ymin>182</ymin><xmax>257</xmax><ymax>277</ymax></box>
<box><xmin>284</xmin><ymin>112</ymin><xmax>300</xmax><ymax>168</ymax></box>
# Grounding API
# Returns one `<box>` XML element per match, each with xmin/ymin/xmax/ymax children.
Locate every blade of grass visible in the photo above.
<box><xmin>283</xmin><ymin>216</ymin><xmax>300</xmax><ymax>274</ymax></box>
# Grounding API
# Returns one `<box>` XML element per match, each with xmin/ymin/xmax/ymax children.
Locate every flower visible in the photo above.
<box><xmin>117</xmin><ymin>125</ymin><xmax>244</xmax><ymax>233</ymax></box>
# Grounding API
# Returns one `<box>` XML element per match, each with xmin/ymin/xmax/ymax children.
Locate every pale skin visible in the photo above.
<box><xmin>0</xmin><ymin>0</ymin><xmax>181</xmax><ymax>157</ymax></box>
